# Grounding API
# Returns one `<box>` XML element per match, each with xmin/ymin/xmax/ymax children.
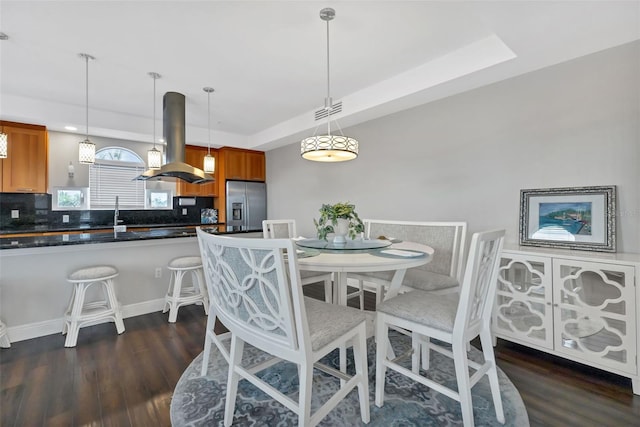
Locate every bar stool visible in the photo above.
<box><xmin>163</xmin><ymin>256</ymin><xmax>209</xmax><ymax>323</ymax></box>
<box><xmin>63</xmin><ymin>265</ymin><xmax>125</xmax><ymax>347</ymax></box>
<box><xmin>0</xmin><ymin>320</ymin><xmax>10</xmax><ymax>348</ymax></box>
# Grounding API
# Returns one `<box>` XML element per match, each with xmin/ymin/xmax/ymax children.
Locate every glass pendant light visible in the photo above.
<box><xmin>147</xmin><ymin>72</ymin><xmax>162</xmax><ymax>169</ymax></box>
<box><xmin>301</xmin><ymin>8</ymin><xmax>358</xmax><ymax>162</ymax></box>
<box><xmin>203</xmin><ymin>87</ymin><xmax>215</xmax><ymax>174</ymax></box>
<box><xmin>78</xmin><ymin>53</ymin><xmax>96</xmax><ymax>164</ymax></box>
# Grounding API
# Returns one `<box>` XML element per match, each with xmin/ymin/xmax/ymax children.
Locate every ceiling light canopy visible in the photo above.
<box><xmin>78</xmin><ymin>53</ymin><xmax>96</xmax><ymax>164</ymax></box>
<box><xmin>147</xmin><ymin>72</ymin><xmax>162</xmax><ymax>170</ymax></box>
<box><xmin>301</xmin><ymin>7</ymin><xmax>358</xmax><ymax>163</ymax></box>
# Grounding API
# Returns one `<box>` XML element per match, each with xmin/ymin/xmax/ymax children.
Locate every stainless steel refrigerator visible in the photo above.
<box><xmin>225</xmin><ymin>180</ymin><xmax>267</xmax><ymax>231</ymax></box>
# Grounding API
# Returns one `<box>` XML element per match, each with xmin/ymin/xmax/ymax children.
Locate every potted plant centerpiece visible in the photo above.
<box><xmin>314</xmin><ymin>202</ymin><xmax>364</xmax><ymax>244</ymax></box>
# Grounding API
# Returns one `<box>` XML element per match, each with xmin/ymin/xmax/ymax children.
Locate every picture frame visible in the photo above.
<box><xmin>519</xmin><ymin>186</ymin><xmax>616</xmax><ymax>252</ymax></box>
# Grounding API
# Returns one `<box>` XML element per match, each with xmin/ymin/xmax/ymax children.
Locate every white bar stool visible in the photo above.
<box><xmin>0</xmin><ymin>320</ymin><xmax>10</xmax><ymax>348</ymax></box>
<box><xmin>63</xmin><ymin>265</ymin><xmax>125</xmax><ymax>347</ymax></box>
<box><xmin>163</xmin><ymin>256</ymin><xmax>209</xmax><ymax>323</ymax></box>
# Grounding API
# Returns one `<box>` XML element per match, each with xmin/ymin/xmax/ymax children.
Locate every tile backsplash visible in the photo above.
<box><xmin>0</xmin><ymin>193</ymin><xmax>216</xmax><ymax>232</ymax></box>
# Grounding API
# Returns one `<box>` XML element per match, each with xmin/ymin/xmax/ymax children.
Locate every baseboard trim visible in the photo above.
<box><xmin>5</xmin><ymin>298</ymin><xmax>166</xmax><ymax>343</ymax></box>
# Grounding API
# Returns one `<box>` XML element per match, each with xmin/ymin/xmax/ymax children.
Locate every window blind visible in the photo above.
<box><xmin>89</xmin><ymin>162</ymin><xmax>146</xmax><ymax>209</ymax></box>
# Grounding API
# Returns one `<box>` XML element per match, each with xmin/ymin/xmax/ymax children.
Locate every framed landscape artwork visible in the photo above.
<box><xmin>519</xmin><ymin>186</ymin><xmax>616</xmax><ymax>252</ymax></box>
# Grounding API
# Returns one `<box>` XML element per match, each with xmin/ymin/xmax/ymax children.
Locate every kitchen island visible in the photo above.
<box><xmin>0</xmin><ymin>226</ymin><xmax>262</xmax><ymax>343</ymax></box>
<box><xmin>0</xmin><ymin>224</ymin><xmax>258</xmax><ymax>249</ymax></box>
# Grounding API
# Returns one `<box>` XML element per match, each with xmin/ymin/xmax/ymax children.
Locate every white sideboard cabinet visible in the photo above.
<box><xmin>492</xmin><ymin>245</ymin><xmax>640</xmax><ymax>394</ymax></box>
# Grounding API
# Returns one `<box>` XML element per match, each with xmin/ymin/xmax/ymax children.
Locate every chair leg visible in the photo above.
<box><xmin>103</xmin><ymin>279</ymin><xmax>125</xmax><ymax>334</ymax></box>
<box><xmin>323</xmin><ymin>278</ymin><xmax>332</xmax><ymax>304</ymax></box>
<box><xmin>480</xmin><ymin>328</ymin><xmax>505</xmax><ymax>423</ymax></box>
<box><xmin>224</xmin><ymin>335</ymin><xmax>244</xmax><ymax>427</ymax></box>
<box><xmin>375</xmin><ymin>314</ymin><xmax>389</xmax><ymax>407</ymax></box>
<box><xmin>64</xmin><ymin>283</ymin><xmax>86</xmax><ymax>348</ymax></box>
<box><xmin>298</xmin><ymin>361</ymin><xmax>313</xmax><ymax>427</ymax></box>
<box><xmin>375</xmin><ymin>285</ymin><xmax>385</xmax><ymax>307</ymax></box>
<box><xmin>411</xmin><ymin>331</ymin><xmax>420</xmax><ymax>374</ymax></box>
<box><xmin>167</xmin><ymin>270</ymin><xmax>185</xmax><ymax>323</ymax></box>
<box><xmin>339</xmin><ymin>344</ymin><xmax>347</xmax><ymax>387</ymax></box>
<box><xmin>352</xmin><ymin>327</ymin><xmax>370</xmax><ymax>423</ymax></box>
<box><xmin>194</xmin><ymin>269</ymin><xmax>209</xmax><ymax>315</ymax></box>
<box><xmin>453</xmin><ymin>341</ymin><xmax>475</xmax><ymax>427</ymax></box>
<box><xmin>200</xmin><ymin>311</ymin><xmax>217</xmax><ymax>376</ymax></box>
<box><xmin>421</xmin><ymin>335</ymin><xmax>431</xmax><ymax>371</ymax></box>
<box><xmin>358</xmin><ymin>281</ymin><xmax>364</xmax><ymax>310</ymax></box>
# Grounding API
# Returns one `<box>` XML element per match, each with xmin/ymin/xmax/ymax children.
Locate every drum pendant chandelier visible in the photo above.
<box><xmin>301</xmin><ymin>8</ymin><xmax>358</xmax><ymax>162</ymax></box>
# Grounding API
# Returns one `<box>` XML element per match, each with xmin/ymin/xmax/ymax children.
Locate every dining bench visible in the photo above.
<box><xmin>348</xmin><ymin>220</ymin><xmax>467</xmax><ymax>306</ymax></box>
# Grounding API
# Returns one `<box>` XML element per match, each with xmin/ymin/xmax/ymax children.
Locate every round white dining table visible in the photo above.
<box><xmin>295</xmin><ymin>239</ymin><xmax>434</xmax><ymax>306</ymax></box>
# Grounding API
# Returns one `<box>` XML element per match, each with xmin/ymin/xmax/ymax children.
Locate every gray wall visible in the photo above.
<box><xmin>265</xmin><ymin>41</ymin><xmax>640</xmax><ymax>253</ymax></box>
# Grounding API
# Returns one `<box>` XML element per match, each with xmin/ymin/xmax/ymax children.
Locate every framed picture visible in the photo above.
<box><xmin>519</xmin><ymin>186</ymin><xmax>616</xmax><ymax>252</ymax></box>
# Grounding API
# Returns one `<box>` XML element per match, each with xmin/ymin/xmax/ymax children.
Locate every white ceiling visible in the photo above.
<box><xmin>1</xmin><ymin>1</ymin><xmax>638</xmax><ymax>151</ymax></box>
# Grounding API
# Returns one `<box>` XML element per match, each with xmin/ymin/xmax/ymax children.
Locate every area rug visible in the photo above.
<box><xmin>171</xmin><ymin>332</ymin><xmax>529</xmax><ymax>426</ymax></box>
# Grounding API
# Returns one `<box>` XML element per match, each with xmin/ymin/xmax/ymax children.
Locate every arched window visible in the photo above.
<box><xmin>90</xmin><ymin>147</ymin><xmax>146</xmax><ymax>209</ymax></box>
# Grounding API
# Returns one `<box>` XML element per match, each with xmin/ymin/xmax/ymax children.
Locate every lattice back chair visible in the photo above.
<box><xmin>375</xmin><ymin>229</ymin><xmax>506</xmax><ymax>427</ymax></box>
<box><xmin>263</xmin><ymin>219</ymin><xmax>333</xmax><ymax>304</ymax></box>
<box><xmin>197</xmin><ymin>229</ymin><xmax>370</xmax><ymax>427</ymax></box>
<box><xmin>349</xmin><ymin>220</ymin><xmax>467</xmax><ymax>307</ymax></box>
<box><xmin>262</xmin><ymin>218</ymin><xmax>297</xmax><ymax>239</ymax></box>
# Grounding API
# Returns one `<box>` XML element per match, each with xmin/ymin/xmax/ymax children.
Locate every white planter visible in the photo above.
<box><xmin>333</xmin><ymin>218</ymin><xmax>350</xmax><ymax>245</ymax></box>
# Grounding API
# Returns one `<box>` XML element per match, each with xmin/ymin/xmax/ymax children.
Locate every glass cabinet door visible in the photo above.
<box><xmin>553</xmin><ymin>259</ymin><xmax>636</xmax><ymax>374</ymax></box>
<box><xmin>494</xmin><ymin>254</ymin><xmax>553</xmax><ymax>349</ymax></box>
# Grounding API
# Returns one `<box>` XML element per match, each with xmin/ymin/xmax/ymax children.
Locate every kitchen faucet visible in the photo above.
<box><xmin>114</xmin><ymin>196</ymin><xmax>125</xmax><ymax>231</ymax></box>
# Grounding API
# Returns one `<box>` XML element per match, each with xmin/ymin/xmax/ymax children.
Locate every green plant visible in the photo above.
<box><xmin>314</xmin><ymin>202</ymin><xmax>364</xmax><ymax>241</ymax></box>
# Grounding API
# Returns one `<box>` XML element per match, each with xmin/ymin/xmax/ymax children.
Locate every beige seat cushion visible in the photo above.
<box><xmin>377</xmin><ymin>290</ymin><xmax>459</xmax><ymax>333</ymax></box>
<box><xmin>168</xmin><ymin>256</ymin><xmax>202</xmax><ymax>269</ymax></box>
<box><xmin>68</xmin><ymin>265</ymin><xmax>118</xmax><ymax>281</ymax></box>
<box><xmin>304</xmin><ymin>297</ymin><xmax>373</xmax><ymax>351</ymax></box>
<box><xmin>300</xmin><ymin>270</ymin><xmax>330</xmax><ymax>281</ymax></box>
<box><xmin>354</xmin><ymin>268</ymin><xmax>459</xmax><ymax>292</ymax></box>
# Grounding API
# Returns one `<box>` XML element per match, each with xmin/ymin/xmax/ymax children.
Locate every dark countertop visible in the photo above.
<box><xmin>0</xmin><ymin>222</ymin><xmax>209</xmax><ymax>235</ymax></box>
<box><xmin>0</xmin><ymin>225</ymin><xmax>262</xmax><ymax>250</ymax></box>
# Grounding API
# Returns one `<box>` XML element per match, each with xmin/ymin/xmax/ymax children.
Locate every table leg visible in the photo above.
<box><xmin>384</xmin><ymin>269</ymin><xmax>408</xmax><ymax>301</ymax></box>
<box><xmin>336</xmin><ymin>272</ymin><xmax>347</xmax><ymax>306</ymax></box>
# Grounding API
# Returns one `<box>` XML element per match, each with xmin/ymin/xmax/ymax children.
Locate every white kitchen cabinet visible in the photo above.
<box><xmin>493</xmin><ymin>245</ymin><xmax>640</xmax><ymax>394</ymax></box>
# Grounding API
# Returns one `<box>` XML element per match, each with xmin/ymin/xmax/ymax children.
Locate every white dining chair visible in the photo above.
<box><xmin>263</xmin><ymin>219</ymin><xmax>334</xmax><ymax>304</ymax></box>
<box><xmin>375</xmin><ymin>229</ymin><xmax>506</xmax><ymax>427</ymax></box>
<box><xmin>349</xmin><ymin>220</ymin><xmax>467</xmax><ymax>308</ymax></box>
<box><xmin>197</xmin><ymin>229</ymin><xmax>370</xmax><ymax>427</ymax></box>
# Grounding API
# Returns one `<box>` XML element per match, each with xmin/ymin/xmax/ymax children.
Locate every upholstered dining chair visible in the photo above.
<box><xmin>375</xmin><ymin>229</ymin><xmax>506</xmax><ymax>427</ymax></box>
<box><xmin>348</xmin><ymin>220</ymin><xmax>467</xmax><ymax>307</ymax></box>
<box><xmin>263</xmin><ymin>219</ymin><xmax>334</xmax><ymax>304</ymax></box>
<box><xmin>196</xmin><ymin>229</ymin><xmax>370</xmax><ymax>427</ymax></box>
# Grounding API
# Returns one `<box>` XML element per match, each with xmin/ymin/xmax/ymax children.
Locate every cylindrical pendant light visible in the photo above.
<box><xmin>203</xmin><ymin>87</ymin><xmax>215</xmax><ymax>174</ymax></box>
<box><xmin>78</xmin><ymin>53</ymin><xmax>96</xmax><ymax>164</ymax></box>
<box><xmin>147</xmin><ymin>72</ymin><xmax>162</xmax><ymax>169</ymax></box>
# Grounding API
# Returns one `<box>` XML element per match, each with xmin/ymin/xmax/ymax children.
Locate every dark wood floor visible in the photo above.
<box><xmin>2</xmin><ymin>287</ymin><xmax>640</xmax><ymax>426</ymax></box>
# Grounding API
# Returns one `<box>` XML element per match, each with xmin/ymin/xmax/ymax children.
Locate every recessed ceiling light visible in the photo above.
<box><xmin>65</xmin><ymin>125</ymin><xmax>78</xmax><ymax>131</ymax></box>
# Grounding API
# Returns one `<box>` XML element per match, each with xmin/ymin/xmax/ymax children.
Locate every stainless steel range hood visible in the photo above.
<box><xmin>136</xmin><ymin>92</ymin><xmax>214</xmax><ymax>184</ymax></box>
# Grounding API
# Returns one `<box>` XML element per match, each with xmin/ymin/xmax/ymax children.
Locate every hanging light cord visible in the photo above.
<box><xmin>152</xmin><ymin>74</ymin><xmax>157</xmax><ymax>148</ymax></box>
<box><xmin>85</xmin><ymin>55</ymin><xmax>89</xmax><ymax>139</ymax></box>
<box><xmin>325</xmin><ymin>15</ymin><xmax>332</xmax><ymax>135</ymax></box>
